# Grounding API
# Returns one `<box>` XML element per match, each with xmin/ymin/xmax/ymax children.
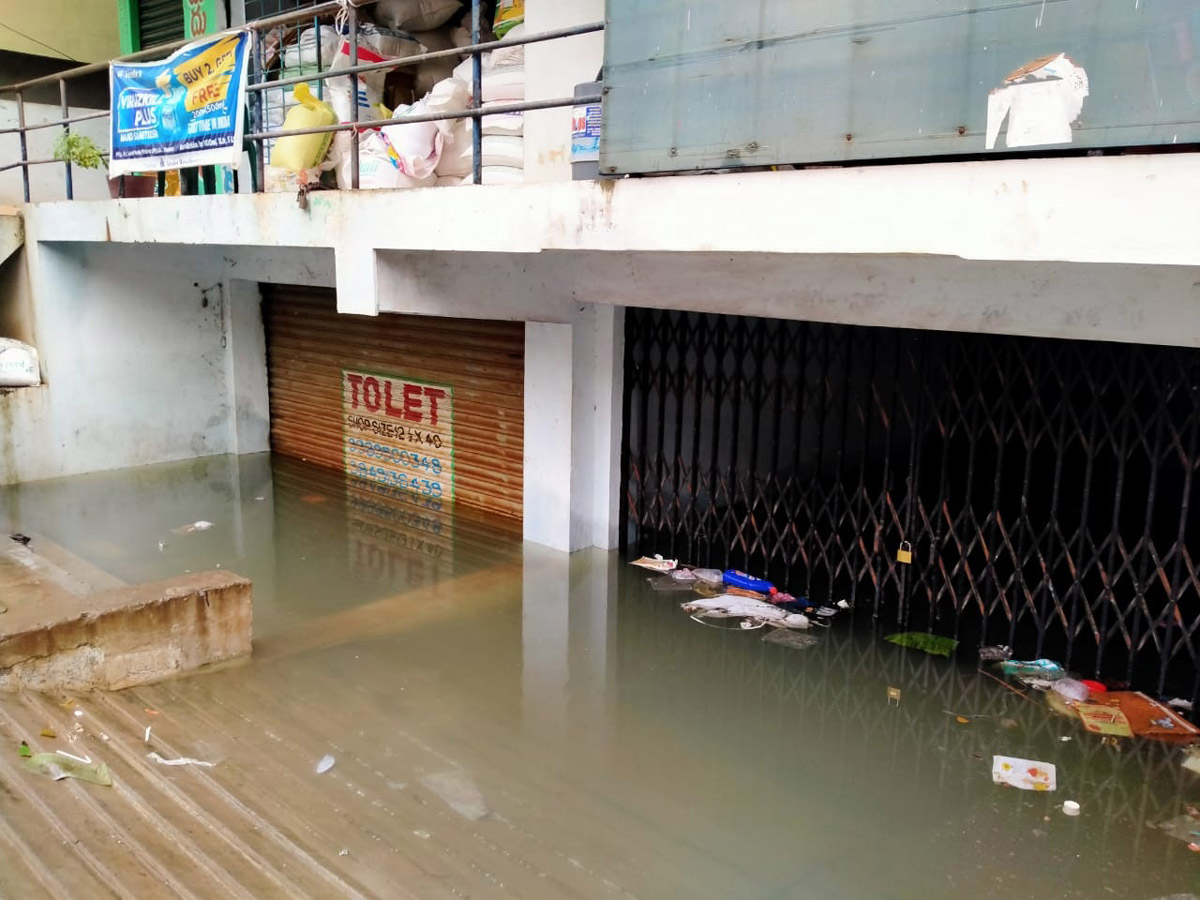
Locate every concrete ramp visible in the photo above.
<box><xmin>0</xmin><ymin>537</ymin><xmax>252</xmax><ymax>692</ymax></box>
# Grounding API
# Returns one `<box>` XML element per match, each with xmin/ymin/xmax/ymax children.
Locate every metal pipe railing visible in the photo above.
<box><xmin>242</xmin><ymin>94</ymin><xmax>604</xmax><ymax>143</ymax></box>
<box><xmin>245</xmin><ymin>22</ymin><xmax>606</xmax><ymax>95</ymax></box>
<box><xmin>0</xmin><ymin>0</ymin><xmax>605</xmax><ymax>200</ymax></box>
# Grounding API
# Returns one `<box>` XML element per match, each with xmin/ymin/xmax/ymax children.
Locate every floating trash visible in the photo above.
<box><xmin>885</xmin><ymin>632</ymin><xmax>959</xmax><ymax>657</ymax></box>
<box><xmin>992</xmin><ymin>755</ymin><xmax>1056</xmax><ymax>792</ymax></box>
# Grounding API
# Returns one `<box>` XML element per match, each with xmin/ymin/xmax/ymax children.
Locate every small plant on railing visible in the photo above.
<box><xmin>53</xmin><ymin>132</ymin><xmax>104</xmax><ymax>170</ymax></box>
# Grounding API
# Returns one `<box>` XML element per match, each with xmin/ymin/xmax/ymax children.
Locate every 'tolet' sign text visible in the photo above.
<box><xmin>342</xmin><ymin>370</ymin><xmax>454</xmax><ymax>502</ymax></box>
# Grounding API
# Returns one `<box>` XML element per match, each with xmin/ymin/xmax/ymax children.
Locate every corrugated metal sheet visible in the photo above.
<box><xmin>138</xmin><ymin>0</ymin><xmax>185</xmax><ymax>50</ymax></box>
<box><xmin>264</xmin><ymin>286</ymin><xmax>525</xmax><ymax>520</ymax></box>
<box><xmin>601</xmin><ymin>0</ymin><xmax>1200</xmax><ymax>174</ymax></box>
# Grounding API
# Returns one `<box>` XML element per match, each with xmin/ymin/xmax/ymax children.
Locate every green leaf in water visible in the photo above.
<box><xmin>885</xmin><ymin>632</ymin><xmax>959</xmax><ymax>657</ymax></box>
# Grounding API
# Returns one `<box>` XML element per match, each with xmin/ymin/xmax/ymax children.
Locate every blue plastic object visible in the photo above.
<box><xmin>722</xmin><ymin>569</ymin><xmax>774</xmax><ymax>593</ymax></box>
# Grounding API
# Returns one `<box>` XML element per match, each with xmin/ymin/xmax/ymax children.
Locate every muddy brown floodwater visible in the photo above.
<box><xmin>1</xmin><ymin>453</ymin><xmax>1198</xmax><ymax>899</ymax></box>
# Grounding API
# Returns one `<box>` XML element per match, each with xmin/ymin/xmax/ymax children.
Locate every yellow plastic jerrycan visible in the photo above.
<box><xmin>270</xmin><ymin>83</ymin><xmax>337</xmax><ymax>172</ymax></box>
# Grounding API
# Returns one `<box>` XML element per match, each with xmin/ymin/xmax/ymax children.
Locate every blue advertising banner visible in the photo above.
<box><xmin>109</xmin><ymin>31</ymin><xmax>250</xmax><ymax>177</ymax></box>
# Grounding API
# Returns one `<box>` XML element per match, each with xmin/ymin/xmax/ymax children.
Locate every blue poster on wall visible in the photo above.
<box><xmin>109</xmin><ymin>31</ymin><xmax>250</xmax><ymax>177</ymax></box>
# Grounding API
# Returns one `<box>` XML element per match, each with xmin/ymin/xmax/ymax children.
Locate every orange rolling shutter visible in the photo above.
<box><xmin>263</xmin><ymin>285</ymin><xmax>524</xmax><ymax>520</ymax></box>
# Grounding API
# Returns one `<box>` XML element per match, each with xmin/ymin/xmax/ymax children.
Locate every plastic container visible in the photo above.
<box><xmin>571</xmin><ymin>74</ymin><xmax>601</xmax><ymax>180</ymax></box>
<box><xmin>722</xmin><ymin>570</ymin><xmax>774</xmax><ymax>593</ymax></box>
<box><xmin>270</xmin><ymin>83</ymin><xmax>337</xmax><ymax>172</ymax></box>
<box><xmin>1062</xmin><ymin>800</ymin><xmax>1081</xmax><ymax>816</ymax></box>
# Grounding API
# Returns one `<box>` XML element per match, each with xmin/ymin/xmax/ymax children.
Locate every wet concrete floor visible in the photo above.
<box><xmin>1</xmin><ymin>453</ymin><xmax>1198</xmax><ymax>899</ymax></box>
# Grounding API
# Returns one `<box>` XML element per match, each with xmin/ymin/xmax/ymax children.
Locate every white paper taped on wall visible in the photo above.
<box><xmin>985</xmin><ymin>53</ymin><xmax>1089</xmax><ymax>150</ymax></box>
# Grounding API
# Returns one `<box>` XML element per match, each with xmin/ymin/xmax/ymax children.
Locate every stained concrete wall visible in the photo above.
<box><xmin>0</xmin><ymin>242</ymin><xmax>334</xmax><ymax>486</ymax></box>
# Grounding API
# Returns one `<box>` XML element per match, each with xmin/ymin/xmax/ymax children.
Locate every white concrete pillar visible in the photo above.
<box><xmin>524</xmin><ymin>306</ymin><xmax>624</xmax><ymax>552</ymax></box>
<box><xmin>524</xmin><ymin>321</ymin><xmax>574</xmax><ymax>550</ymax></box>
<box><xmin>225</xmin><ymin>279</ymin><xmax>271</xmax><ymax>456</ymax></box>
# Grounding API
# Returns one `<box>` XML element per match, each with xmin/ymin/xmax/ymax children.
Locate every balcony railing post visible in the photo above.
<box><xmin>471</xmin><ymin>0</ymin><xmax>482</xmax><ymax>185</ymax></box>
<box><xmin>348</xmin><ymin>4</ymin><xmax>360</xmax><ymax>191</ymax></box>
<box><xmin>59</xmin><ymin>78</ymin><xmax>73</xmax><ymax>200</ymax></box>
<box><xmin>15</xmin><ymin>90</ymin><xmax>28</xmax><ymax>202</ymax></box>
<box><xmin>314</xmin><ymin>15</ymin><xmax>324</xmax><ymax>100</ymax></box>
<box><xmin>253</xmin><ymin>26</ymin><xmax>266</xmax><ymax>193</ymax></box>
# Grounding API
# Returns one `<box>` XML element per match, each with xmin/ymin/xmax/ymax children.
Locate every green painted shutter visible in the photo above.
<box><xmin>138</xmin><ymin>0</ymin><xmax>186</xmax><ymax>51</ymax></box>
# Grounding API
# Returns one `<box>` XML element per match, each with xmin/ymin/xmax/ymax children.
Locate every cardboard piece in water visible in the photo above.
<box><xmin>1076</xmin><ymin>703</ymin><xmax>1134</xmax><ymax>738</ymax></box>
<box><xmin>1083</xmin><ymin>692</ymin><xmax>1199</xmax><ymax>744</ymax></box>
<box><xmin>992</xmin><ymin>755</ymin><xmax>1056</xmax><ymax>791</ymax></box>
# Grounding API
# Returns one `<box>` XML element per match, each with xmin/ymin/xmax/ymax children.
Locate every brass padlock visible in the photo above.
<box><xmin>896</xmin><ymin>541</ymin><xmax>913</xmax><ymax>565</ymax></box>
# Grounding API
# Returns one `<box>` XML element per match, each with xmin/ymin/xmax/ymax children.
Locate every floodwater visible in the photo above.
<box><xmin>2</xmin><ymin>453</ymin><xmax>1199</xmax><ymax>899</ymax></box>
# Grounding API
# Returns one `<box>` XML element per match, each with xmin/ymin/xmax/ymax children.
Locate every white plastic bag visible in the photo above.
<box><xmin>435</xmin><ymin>119</ymin><xmax>472</xmax><ymax>177</ymax></box>
<box><xmin>0</xmin><ymin>339</ymin><xmax>39</xmax><ymax>387</ymax></box>
<box><xmin>264</xmin><ymin>165</ymin><xmax>325</xmax><ymax>194</ymax></box>
<box><xmin>426</xmin><ymin>76</ymin><xmax>470</xmax><ymax>115</ymax></box>
<box><xmin>282</xmin><ymin>26</ymin><xmax>340</xmax><ymax>69</ymax></box>
<box><xmin>379</xmin><ymin>99</ymin><xmax>444</xmax><ymax>179</ymax></box>
<box><xmin>491</xmin><ymin>23</ymin><xmax>525</xmax><ymax>68</ymax></box>
<box><xmin>327</xmin><ymin>75</ymin><xmax>384</xmax><ymax>124</ymax></box>
<box><xmin>342</xmin><ymin>130</ymin><xmax>438</xmax><ymax>190</ymax></box>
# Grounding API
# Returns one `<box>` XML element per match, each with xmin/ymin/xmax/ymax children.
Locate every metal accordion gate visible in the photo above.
<box><xmin>620</xmin><ymin>308</ymin><xmax>1200</xmax><ymax>701</ymax></box>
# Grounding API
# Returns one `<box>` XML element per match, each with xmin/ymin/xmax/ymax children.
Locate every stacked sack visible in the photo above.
<box><xmin>262</xmin><ymin>26</ymin><xmax>339</xmax><ymax>135</ymax></box>
<box><xmin>267</xmin><ymin>0</ymin><xmax>529</xmax><ymax>192</ymax></box>
<box><xmin>444</xmin><ymin>14</ymin><xmax>526</xmax><ymax>185</ymax></box>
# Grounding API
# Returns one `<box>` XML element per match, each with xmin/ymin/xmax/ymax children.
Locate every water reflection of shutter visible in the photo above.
<box><xmin>263</xmin><ymin>284</ymin><xmax>525</xmax><ymax>521</ymax></box>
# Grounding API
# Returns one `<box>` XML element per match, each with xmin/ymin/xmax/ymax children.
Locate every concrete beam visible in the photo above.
<box><xmin>22</xmin><ymin>154</ymin><xmax>1200</xmax><ymax>268</ymax></box>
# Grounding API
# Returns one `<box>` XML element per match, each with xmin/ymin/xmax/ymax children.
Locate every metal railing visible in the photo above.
<box><xmin>0</xmin><ymin>0</ymin><xmax>604</xmax><ymax>201</ymax></box>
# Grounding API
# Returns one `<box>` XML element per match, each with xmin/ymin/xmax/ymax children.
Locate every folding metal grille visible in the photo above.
<box><xmin>621</xmin><ymin>309</ymin><xmax>1200</xmax><ymax>702</ymax></box>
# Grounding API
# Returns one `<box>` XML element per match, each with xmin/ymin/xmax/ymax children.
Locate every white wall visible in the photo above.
<box><xmin>0</xmin><ymin>101</ymin><xmax>111</xmax><ymax>205</ymax></box>
<box><xmin>524</xmin><ymin>0</ymin><xmax>605</xmax><ymax>182</ymax></box>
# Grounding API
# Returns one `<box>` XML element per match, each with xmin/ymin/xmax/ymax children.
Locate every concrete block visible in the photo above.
<box><xmin>0</xmin><ymin>570</ymin><xmax>252</xmax><ymax>692</ymax></box>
